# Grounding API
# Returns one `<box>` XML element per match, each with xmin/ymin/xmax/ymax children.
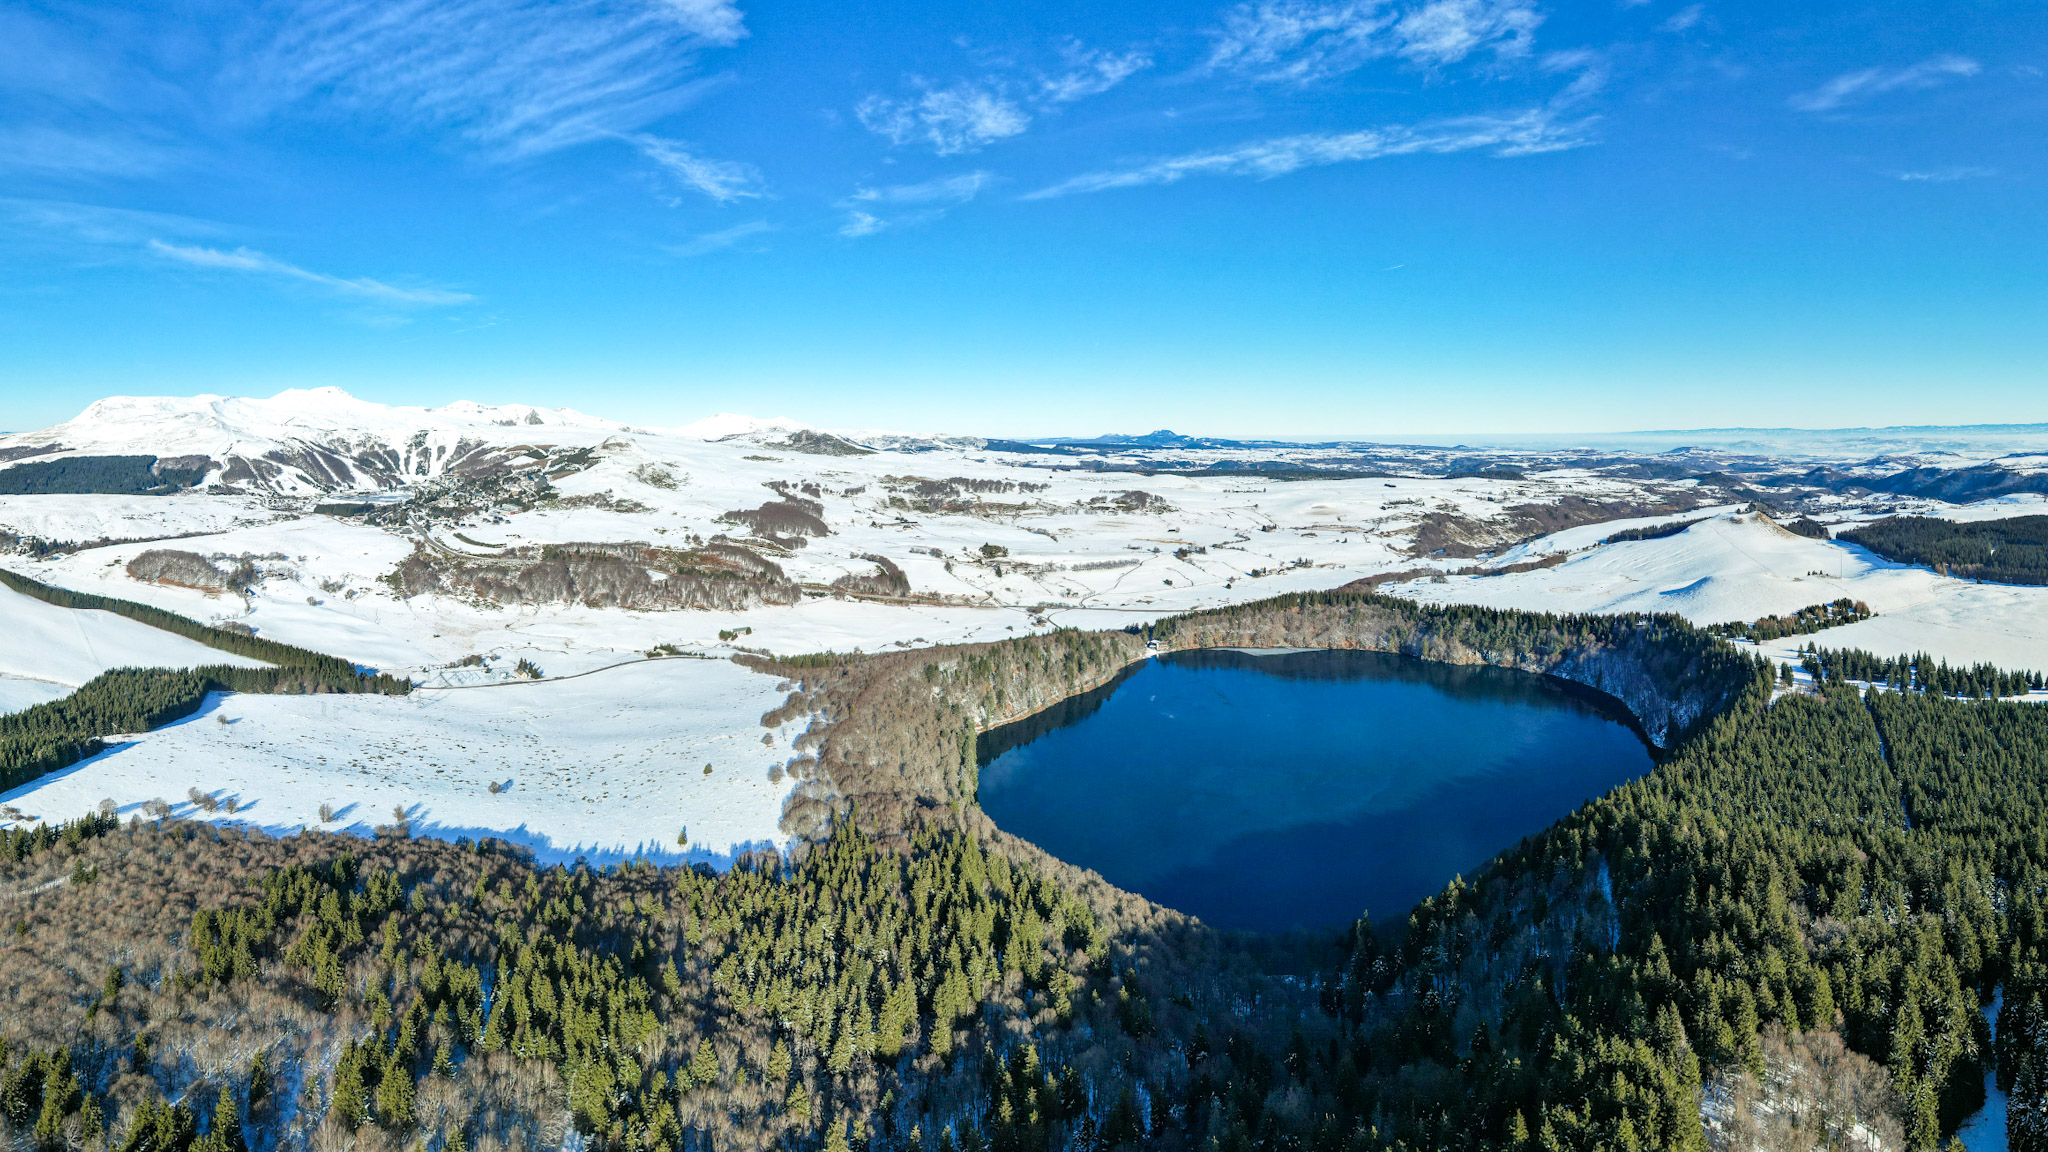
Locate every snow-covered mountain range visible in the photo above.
<box><xmin>3</xmin><ymin>387</ymin><xmax>2047</xmax><ymax>863</ymax></box>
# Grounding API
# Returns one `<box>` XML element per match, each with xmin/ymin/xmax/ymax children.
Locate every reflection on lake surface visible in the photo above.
<box><xmin>977</xmin><ymin>648</ymin><xmax>1655</xmax><ymax>933</ymax></box>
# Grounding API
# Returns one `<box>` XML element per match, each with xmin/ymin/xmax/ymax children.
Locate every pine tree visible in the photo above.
<box><xmin>877</xmin><ymin>979</ymin><xmax>918</xmax><ymax>1058</ymax></box>
<box><xmin>329</xmin><ymin>1045</ymin><xmax>369</xmax><ymax>1132</ymax></box>
<box><xmin>196</xmin><ymin>1086</ymin><xmax>246</xmax><ymax>1152</ymax></box>
<box><xmin>375</xmin><ymin>1050</ymin><xmax>416</xmax><ymax>1130</ymax></box>
<box><xmin>691</xmin><ymin>1038</ymin><xmax>720</xmax><ymax>1088</ymax></box>
<box><xmin>2014</xmin><ymin>1055</ymin><xmax>2048</xmax><ymax>1152</ymax></box>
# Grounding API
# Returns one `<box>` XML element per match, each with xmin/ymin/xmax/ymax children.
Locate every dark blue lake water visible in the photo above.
<box><xmin>977</xmin><ymin>648</ymin><xmax>1656</xmax><ymax>933</ymax></box>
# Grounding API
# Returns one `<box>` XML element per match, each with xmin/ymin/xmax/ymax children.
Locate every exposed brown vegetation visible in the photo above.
<box><xmin>385</xmin><ymin>542</ymin><xmax>799</xmax><ymax>611</ymax></box>
<box><xmin>1409</xmin><ymin>494</ymin><xmax>1708</xmax><ymax>558</ymax></box>
<box><xmin>1704</xmin><ymin>1028</ymin><xmax>1904</xmax><ymax>1152</ymax></box>
<box><xmin>126</xmin><ymin>551</ymin><xmax>253</xmax><ymax>595</ymax></box>
<box><xmin>830</xmin><ymin>555</ymin><xmax>911</xmax><ymax>598</ymax></box>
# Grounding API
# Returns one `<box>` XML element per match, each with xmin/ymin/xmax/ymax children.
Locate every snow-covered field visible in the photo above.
<box><xmin>0</xmin><ymin>580</ymin><xmax>268</xmax><ymax>712</ymax></box>
<box><xmin>1394</xmin><ymin>510</ymin><xmax>2048</xmax><ymax>674</ymax></box>
<box><xmin>5</xmin><ymin>387</ymin><xmax>2047</xmax><ymax>854</ymax></box>
<box><xmin>2</xmin><ymin>656</ymin><xmax>797</xmax><ymax>865</ymax></box>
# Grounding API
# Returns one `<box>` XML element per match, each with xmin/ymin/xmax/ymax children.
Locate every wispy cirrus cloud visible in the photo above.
<box><xmin>1208</xmin><ymin>0</ymin><xmax>1540</xmax><ymax>85</ymax></box>
<box><xmin>1024</xmin><ymin>106</ymin><xmax>1587</xmax><ymax>199</ymax></box>
<box><xmin>856</xmin><ymin>84</ymin><xmax>1032</xmax><ymax>156</ymax></box>
<box><xmin>838</xmin><ymin>211</ymin><xmax>887</xmax><ymax>238</ymax></box>
<box><xmin>1791</xmin><ymin>54</ymin><xmax>1980</xmax><ymax>112</ymax></box>
<box><xmin>631</xmin><ymin>135</ymin><xmax>764</xmax><ymax>201</ymax></box>
<box><xmin>837</xmin><ymin>172</ymin><xmax>996</xmax><ymax>238</ymax></box>
<box><xmin>852</xmin><ymin>172</ymin><xmax>998</xmax><ymax>205</ymax></box>
<box><xmin>1894</xmin><ymin>166</ymin><xmax>1996</xmax><ymax>182</ymax></box>
<box><xmin>1042</xmin><ymin>45</ymin><xmax>1153</xmax><ymax>103</ymax></box>
<box><xmin>857</xmin><ymin>39</ymin><xmax>1149</xmax><ymax>156</ymax></box>
<box><xmin>148</xmin><ymin>240</ymin><xmax>472</xmax><ymax>305</ymax></box>
<box><xmin>1662</xmin><ymin>5</ymin><xmax>1704</xmax><ymax>32</ymax></box>
<box><xmin>224</xmin><ymin>0</ymin><xmax>748</xmax><ymax>159</ymax></box>
<box><xmin>0</xmin><ymin>126</ymin><xmax>182</xmax><ymax>180</ymax></box>
<box><xmin>666</xmin><ymin>220</ymin><xmax>773</xmax><ymax>255</ymax></box>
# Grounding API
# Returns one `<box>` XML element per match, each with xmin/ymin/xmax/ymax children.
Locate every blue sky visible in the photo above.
<box><xmin>1</xmin><ymin>0</ymin><xmax>2043</xmax><ymax>437</ymax></box>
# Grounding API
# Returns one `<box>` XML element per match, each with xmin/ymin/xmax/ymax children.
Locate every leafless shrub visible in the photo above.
<box><xmin>830</xmin><ymin>554</ymin><xmax>910</xmax><ymax>598</ymax></box>
<box><xmin>143</xmin><ymin>799</ymin><xmax>171</xmax><ymax>820</ymax></box>
<box><xmin>718</xmin><ymin>499</ymin><xmax>828</xmax><ymax>541</ymax></box>
<box><xmin>1705</xmin><ymin>1027</ymin><xmax>1904</xmax><ymax>1152</ymax></box>
<box><xmin>188</xmin><ymin>788</ymin><xmax>220</xmax><ymax>814</ymax></box>
<box><xmin>318</xmin><ymin>802</ymin><xmax>337</xmax><ymax>823</ymax></box>
<box><xmin>633</xmin><ymin>463</ymin><xmax>681</xmax><ymax>490</ymax></box>
<box><xmin>386</xmin><ymin>542</ymin><xmax>800</xmax><ymax>612</ymax></box>
<box><xmin>125</xmin><ymin>549</ymin><xmax>254</xmax><ymax>594</ymax></box>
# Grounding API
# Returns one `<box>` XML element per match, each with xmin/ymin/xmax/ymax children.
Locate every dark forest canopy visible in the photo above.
<box><xmin>1800</xmin><ymin>643</ymin><xmax>2045</xmax><ymax>700</ymax></box>
<box><xmin>1707</xmin><ymin>598</ymin><xmax>1872</xmax><ymax>644</ymax></box>
<box><xmin>0</xmin><ymin>455</ymin><xmax>209</xmax><ymax>495</ymax></box>
<box><xmin>1841</xmin><ymin>514</ymin><xmax>2048</xmax><ymax>586</ymax></box>
<box><xmin>0</xmin><ymin>568</ymin><xmax>409</xmax><ymax>789</ymax></box>
<box><xmin>1603</xmin><ymin>517</ymin><xmax>1707</xmax><ymax>544</ymax></box>
<box><xmin>10</xmin><ymin>591</ymin><xmax>2048</xmax><ymax>1152</ymax></box>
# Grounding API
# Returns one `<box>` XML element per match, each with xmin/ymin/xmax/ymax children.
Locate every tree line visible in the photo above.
<box><xmin>1841</xmin><ymin>514</ymin><xmax>2048</xmax><ymax>585</ymax></box>
<box><xmin>1707</xmin><ymin>597</ymin><xmax>1873</xmax><ymax>643</ymax></box>
<box><xmin>0</xmin><ymin>569</ymin><xmax>409</xmax><ymax>788</ymax></box>
<box><xmin>1800</xmin><ymin>643</ymin><xmax>2045</xmax><ymax>699</ymax></box>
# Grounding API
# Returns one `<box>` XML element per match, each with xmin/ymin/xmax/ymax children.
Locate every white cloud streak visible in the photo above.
<box><xmin>632</xmin><ymin>135</ymin><xmax>764</xmax><ymax>201</ymax></box>
<box><xmin>851</xmin><ymin>172</ymin><xmax>997</xmax><ymax>205</ymax></box>
<box><xmin>1894</xmin><ymin>166</ymin><xmax>1995</xmax><ymax>182</ymax></box>
<box><xmin>1024</xmin><ymin>107</ymin><xmax>1588</xmax><ymax>199</ymax></box>
<box><xmin>666</xmin><ymin>220</ymin><xmax>773</xmax><ymax>255</ymax></box>
<box><xmin>1208</xmin><ymin>0</ymin><xmax>1539</xmax><ymax>84</ymax></box>
<box><xmin>1662</xmin><ymin>5</ymin><xmax>1703</xmax><ymax>32</ymax></box>
<box><xmin>1041</xmin><ymin>46</ymin><xmax>1153</xmax><ymax>103</ymax></box>
<box><xmin>856</xmin><ymin>39</ymin><xmax>1147</xmax><ymax>156</ymax></box>
<box><xmin>856</xmin><ymin>84</ymin><xmax>1031</xmax><ymax>155</ymax></box>
<box><xmin>0</xmin><ymin>126</ymin><xmax>180</xmax><ymax>179</ymax></box>
<box><xmin>147</xmin><ymin>240</ymin><xmax>472</xmax><ymax>305</ymax></box>
<box><xmin>838</xmin><ymin>211</ymin><xmax>887</xmax><ymax>238</ymax></box>
<box><xmin>1791</xmin><ymin>54</ymin><xmax>1980</xmax><ymax>112</ymax></box>
<box><xmin>837</xmin><ymin>172</ymin><xmax>994</xmax><ymax>238</ymax></box>
<box><xmin>224</xmin><ymin>0</ymin><xmax>747</xmax><ymax>158</ymax></box>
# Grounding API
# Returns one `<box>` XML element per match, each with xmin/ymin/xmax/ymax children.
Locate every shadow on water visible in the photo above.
<box><xmin>977</xmin><ymin>647</ymin><xmax>1658</xmax><ymax>934</ymax></box>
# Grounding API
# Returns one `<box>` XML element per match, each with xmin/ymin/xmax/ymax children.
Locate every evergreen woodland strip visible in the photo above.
<box><xmin>0</xmin><ymin>568</ymin><xmax>410</xmax><ymax>789</ymax></box>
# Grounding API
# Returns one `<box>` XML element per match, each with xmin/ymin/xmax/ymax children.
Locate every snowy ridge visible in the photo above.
<box><xmin>5</xmin><ymin>387</ymin><xmax>2047</xmax><ymax>860</ymax></box>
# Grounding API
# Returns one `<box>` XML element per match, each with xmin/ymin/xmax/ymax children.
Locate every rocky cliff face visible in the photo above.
<box><xmin>1150</xmin><ymin>592</ymin><xmax>1757</xmax><ymax>750</ymax></box>
<box><xmin>763</xmin><ymin>592</ymin><xmax>1758</xmax><ymax>856</ymax></box>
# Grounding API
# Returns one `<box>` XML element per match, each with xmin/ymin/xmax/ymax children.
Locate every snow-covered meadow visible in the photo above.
<box><xmin>5</xmin><ymin>388</ymin><xmax>2048</xmax><ymax>855</ymax></box>
<box><xmin>5</xmin><ymin>656</ymin><xmax>799</xmax><ymax>865</ymax></box>
<box><xmin>1393</xmin><ymin>508</ymin><xmax>2048</xmax><ymax>676</ymax></box>
<box><xmin>0</xmin><ymin>578</ymin><xmax>268</xmax><ymax>713</ymax></box>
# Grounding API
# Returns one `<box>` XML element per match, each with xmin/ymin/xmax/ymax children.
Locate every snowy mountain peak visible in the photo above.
<box><xmin>0</xmin><ymin>388</ymin><xmax>936</xmax><ymax>496</ymax></box>
<box><xmin>674</xmin><ymin>413</ymin><xmax>814</xmax><ymax>440</ymax></box>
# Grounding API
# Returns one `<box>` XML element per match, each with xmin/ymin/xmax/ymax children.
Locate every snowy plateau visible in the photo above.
<box><xmin>3</xmin><ymin>387</ymin><xmax>2047</xmax><ymax>862</ymax></box>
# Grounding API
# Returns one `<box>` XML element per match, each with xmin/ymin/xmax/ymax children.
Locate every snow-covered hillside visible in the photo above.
<box><xmin>0</xmin><ymin>388</ymin><xmax>636</xmax><ymax>495</ymax></box>
<box><xmin>1</xmin><ymin>389</ymin><xmax>1718</xmax><ymax>674</ymax></box>
<box><xmin>1394</xmin><ymin>508</ymin><xmax>2048</xmax><ymax>674</ymax></box>
<box><xmin>0</xmin><ymin>580</ymin><xmax>268</xmax><ymax>714</ymax></box>
<box><xmin>6</xmin><ymin>388</ymin><xmax>2047</xmax><ymax>852</ymax></box>
<box><xmin>6</xmin><ymin>658</ymin><xmax>796</xmax><ymax>866</ymax></box>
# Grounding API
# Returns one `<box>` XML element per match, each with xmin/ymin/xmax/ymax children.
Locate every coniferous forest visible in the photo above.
<box><xmin>0</xmin><ymin>570</ymin><xmax>411</xmax><ymax>791</ymax></box>
<box><xmin>3</xmin><ymin>591</ymin><xmax>2048</xmax><ymax>1152</ymax></box>
<box><xmin>1842</xmin><ymin>515</ymin><xmax>2048</xmax><ymax>585</ymax></box>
